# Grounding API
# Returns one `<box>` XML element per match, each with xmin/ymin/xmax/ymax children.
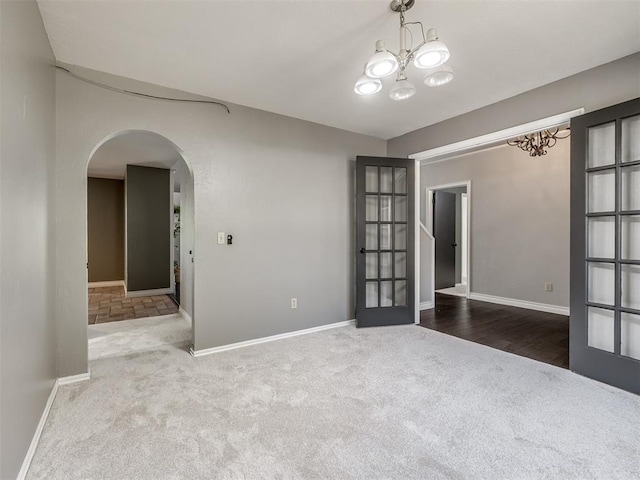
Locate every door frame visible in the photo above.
<box><xmin>427</xmin><ymin>181</ymin><xmax>472</xmax><ymax>300</ymax></box>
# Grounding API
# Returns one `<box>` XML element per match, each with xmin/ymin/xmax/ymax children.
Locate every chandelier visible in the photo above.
<box><xmin>354</xmin><ymin>0</ymin><xmax>453</xmax><ymax>101</ymax></box>
<box><xmin>507</xmin><ymin>128</ymin><xmax>571</xmax><ymax>157</ymax></box>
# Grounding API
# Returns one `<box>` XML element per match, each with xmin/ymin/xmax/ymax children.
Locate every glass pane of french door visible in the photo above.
<box><xmin>362</xmin><ymin>164</ymin><xmax>408</xmax><ymax>308</ymax></box>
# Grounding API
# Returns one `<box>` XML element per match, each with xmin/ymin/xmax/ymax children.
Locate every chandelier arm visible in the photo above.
<box><xmin>404</xmin><ymin>21</ymin><xmax>427</xmax><ymax>43</ymax></box>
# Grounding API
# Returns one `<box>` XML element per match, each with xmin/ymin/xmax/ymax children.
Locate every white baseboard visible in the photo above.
<box><xmin>191</xmin><ymin>319</ymin><xmax>355</xmax><ymax>357</ymax></box>
<box><xmin>420</xmin><ymin>301</ymin><xmax>434</xmax><ymax>310</ymax></box>
<box><xmin>89</xmin><ymin>280</ymin><xmax>124</xmax><ymax>288</ymax></box>
<box><xmin>58</xmin><ymin>371</ymin><xmax>91</xmax><ymax>386</ymax></box>
<box><xmin>469</xmin><ymin>293</ymin><xmax>570</xmax><ymax>316</ymax></box>
<box><xmin>17</xmin><ymin>371</ymin><xmax>90</xmax><ymax>479</ymax></box>
<box><xmin>179</xmin><ymin>307</ymin><xmax>192</xmax><ymax>326</ymax></box>
<box><xmin>126</xmin><ymin>287</ymin><xmax>172</xmax><ymax>298</ymax></box>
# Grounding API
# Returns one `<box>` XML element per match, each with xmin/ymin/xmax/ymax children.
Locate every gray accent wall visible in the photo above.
<box><xmin>388</xmin><ymin>54</ymin><xmax>640</xmax><ymax>158</ymax></box>
<box><xmin>88</xmin><ymin>178</ymin><xmax>125</xmax><ymax>282</ymax></box>
<box><xmin>126</xmin><ymin>165</ymin><xmax>171</xmax><ymax>292</ymax></box>
<box><xmin>0</xmin><ymin>1</ymin><xmax>57</xmax><ymax>477</ymax></box>
<box><xmin>55</xmin><ymin>65</ymin><xmax>386</xmax><ymax>376</ymax></box>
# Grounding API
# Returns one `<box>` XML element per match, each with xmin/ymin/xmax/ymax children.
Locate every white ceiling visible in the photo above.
<box><xmin>38</xmin><ymin>1</ymin><xmax>640</xmax><ymax>140</ymax></box>
<box><xmin>88</xmin><ymin>131</ymin><xmax>182</xmax><ymax>186</ymax></box>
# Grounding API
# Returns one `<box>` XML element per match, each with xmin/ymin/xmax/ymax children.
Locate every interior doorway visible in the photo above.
<box><xmin>85</xmin><ymin>130</ymin><xmax>195</xmax><ymax>359</ymax></box>
<box><xmin>412</xmin><ymin>111</ymin><xmax>581</xmax><ymax>370</ymax></box>
<box><xmin>427</xmin><ymin>182</ymin><xmax>470</xmax><ymax>299</ymax></box>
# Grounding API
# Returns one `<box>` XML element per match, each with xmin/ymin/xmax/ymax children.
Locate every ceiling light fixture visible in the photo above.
<box><xmin>507</xmin><ymin>128</ymin><xmax>571</xmax><ymax>157</ymax></box>
<box><xmin>354</xmin><ymin>0</ymin><xmax>453</xmax><ymax>101</ymax></box>
<box><xmin>354</xmin><ymin>65</ymin><xmax>383</xmax><ymax>95</ymax></box>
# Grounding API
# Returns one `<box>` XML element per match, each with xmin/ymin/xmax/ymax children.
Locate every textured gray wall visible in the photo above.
<box><xmin>388</xmin><ymin>54</ymin><xmax>640</xmax><ymax>158</ymax></box>
<box><xmin>423</xmin><ymin>142</ymin><xmax>571</xmax><ymax>307</ymax></box>
<box><xmin>126</xmin><ymin>166</ymin><xmax>171</xmax><ymax>292</ymax></box>
<box><xmin>0</xmin><ymin>1</ymin><xmax>57</xmax><ymax>477</ymax></box>
<box><xmin>88</xmin><ymin>178</ymin><xmax>124</xmax><ymax>282</ymax></box>
<box><xmin>54</xmin><ymin>66</ymin><xmax>386</xmax><ymax>375</ymax></box>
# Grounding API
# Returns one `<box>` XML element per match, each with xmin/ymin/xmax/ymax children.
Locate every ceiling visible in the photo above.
<box><xmin>38</xmin><ymin>1</ymin><xmax>639</xmax><ymax>140</ymax></box>
<box><xmin>88</xmin><ymin>131</ymin><xmax>183</xmax><ymax>190</ymax></box>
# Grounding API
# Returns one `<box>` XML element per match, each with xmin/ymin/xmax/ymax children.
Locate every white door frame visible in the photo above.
<box><xmin>427</xmin><ymin>181</ymin><xmax>472</xmax><ymax>300</ymax></box>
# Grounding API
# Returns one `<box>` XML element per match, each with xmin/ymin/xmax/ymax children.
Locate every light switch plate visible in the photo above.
<box><xmin>217</xmin><ymin>232</ymin><xmax>225</xmax><ymax>244</ymax></box>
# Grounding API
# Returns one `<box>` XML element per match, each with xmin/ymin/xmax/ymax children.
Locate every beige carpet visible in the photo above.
<box><xmin>88</xmin><ymin>313</ymin><xmax>192</xmax><ymax>360</ymax></box>
<box><xmin>27</xmin><ymin>324</ymin><xmax>640</xmax><ymax>479</ymax></box>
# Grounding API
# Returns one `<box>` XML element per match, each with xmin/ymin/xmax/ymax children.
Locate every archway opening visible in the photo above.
<box><xmin>85</xmin><ymin>130</ymin><xmax>195</xmax><ymax>359</ymax></box>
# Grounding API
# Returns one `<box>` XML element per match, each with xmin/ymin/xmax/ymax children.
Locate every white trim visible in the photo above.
<box><xmin>58</xmin><ymin>371</ymin><xmax>91</xmax><ymax>385</ymax></box>
<box><xmin>190</xmin><ymin>319</ymin><xmax>355</xmax><ymax>357</ymax></box>
<box><xmin>420</xmin><ymin>301</ymin><xmax>434</xmax><ymax>310</ymax></box>
<box><xmin>126</xmin><ymin>287</ymin><xmax>173</xmax><ymax>298</ymax></box>
<box><xmin>419</xmin><ymin>222</ymin><xmax>435</xmax><ymax>309</ymax></box>
<box><xmin>409</xmin><ymin>109</ymin><xmax>584</xmax><ymax>164</ymax></box>
<box><xmin>179</xmin><ymin>307</ymin><xmax>192</xmax><ymax>326</ymax></box>
<box><xmin>17</xmin><ymin>381</ymin><xmax>58</xmax><ymax>480</ymax></box>
<box><xmin>469</xmin><ymin>292</ymin><xmax>570</xmax><ymax>316</ymax></box>
<box><xmin>414</xmin><ymin>159</ymin><xmax>420</xmax><ymax>324</ymax></box>
<box><xmin>88</xmin><ymin>280</ymin><xmax>124</xmax><ymax>288</ymax></box>
<box><xmin>17</xmin><ymin>371</ymin><xmax>90</xmax><ymax>479</ymax></box>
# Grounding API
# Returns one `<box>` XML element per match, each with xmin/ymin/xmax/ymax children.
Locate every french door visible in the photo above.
<box><xmin>570</xmin><ymin>98</ymin><xmax>640</xmax><ymax>394</ymax></box>
<box><xmin>356</xmin><ymin>156</ymin><xmax>416</xmax><ymax>327</ymax></box>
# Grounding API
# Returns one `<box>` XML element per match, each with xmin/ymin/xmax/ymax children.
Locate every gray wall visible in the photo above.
<box><xmin>388</xmin><ymin>54</ymin><xmax>640</xmax><ymax>158</ymax></box>
<box><xmin>423</xmin><ymin>142</ymin><xmax>571</xmax><ymax>307</ymax></box>
<box><xmin>0</xmin><ymin>1</ymin><xmax>57</xmax><ymax>478</ymax></box>
<box><xmin>55</xmin><ymin>65</ymin><xmax>386</xmax><ymax>375</ymax></box>
<box><xmin>126</xmin><ymin>165</ymin><xmax>171</xmax><ymax>292</ymax></box>
<box><xmin>88</xmin><ymin>178</ymin><xmax>124</xmax><ymax>282</ymax></box>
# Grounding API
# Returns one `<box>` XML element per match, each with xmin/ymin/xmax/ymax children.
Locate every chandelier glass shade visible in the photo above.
<box><xmin>507</xmin><ymin>128</ymin><xmax>571</xmax><ymax>157</ymax></box>
<box><xmin>365</xmin><ymin>42</ymin><xmax>400</xmax><ymax>78</ymax></box>
<box><xmin>413</xmin><ymin>35</ymin><xmax>450</xmax><ymax>69</ymax></box>
<box><xmin>423</xmin><ymin>65</ymin><xmax>454</xmax><ymax>87</ymax></box>
<box><xmin>354</xmin><ymin>74</ymin><xmax>383</xmax><ymax>95</ymax></box>
<box><xmin>354</xmin><ymin>0</ymin><xmax>453</xmax><ymax>100</ymax></box>
<box><xmin>389</xmin><ymin>78</ymin><xmax>416</xmax><ymax>101</ymax></box>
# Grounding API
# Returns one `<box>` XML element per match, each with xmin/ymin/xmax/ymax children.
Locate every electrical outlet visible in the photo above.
<box><xmin>217</xmin><ymin>232</ymin><xmax>225</xmax><ymax>244</ymax></box>
<box><xmin>545</xmin><ymin>282</ymin><xmax>553</xmax><ymax>292</ymax></box>
<box><xmin>291</xmin><ymin>298</ymin><xmax>297</xmax><ymax>309</ymax></box>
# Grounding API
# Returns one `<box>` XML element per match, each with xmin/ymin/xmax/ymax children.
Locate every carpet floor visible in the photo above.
<box><xmin>88</xmin><ymin>313</ymin><xmax>192</xmax><ymax>361</ymax></box>
<box><xmin>27</xmin><ymin>324</ymin><xmax>639</xmax><ymax>479</ymax></box>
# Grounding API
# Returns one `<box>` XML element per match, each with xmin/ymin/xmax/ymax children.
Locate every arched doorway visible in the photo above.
<box><xmin>85</xmin><ymin>130</ymin><xmax>195</xmax><ymax>357</ymax></box>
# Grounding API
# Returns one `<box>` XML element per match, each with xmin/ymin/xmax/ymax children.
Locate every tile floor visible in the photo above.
<box><xmin>88</xmin><ymin>286</ymin><xmax>178</xmax><ymax>324</ymax></box>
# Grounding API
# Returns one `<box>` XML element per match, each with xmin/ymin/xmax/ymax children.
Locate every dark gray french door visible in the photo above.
<box><xmin>434</xmin><ymin>191</ymin><xmax>456</xmax><ymax>290</ymax></box>
<box><xmin>570</xmin><ymin>98</ymin><xmax>640</xmax><ymax>394</ymax></box>
<box><xmin>356</xmin><ymin>156</ymin><xmax>415</xmax><ymax>327</ymax></box>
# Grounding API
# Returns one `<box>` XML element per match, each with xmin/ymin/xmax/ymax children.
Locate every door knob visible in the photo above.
<box><xmin>452</xmin><ymin>243</ymin><xmax>458</xmax><ymax>247</ymax></box>
<box><xmin>359</xmin><ymin>247</ymin><xmax>366</xmax><ymax>254</ymax></box>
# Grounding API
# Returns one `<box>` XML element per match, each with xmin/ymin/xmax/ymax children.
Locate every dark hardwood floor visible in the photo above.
<box><xmin>420</xmin><ymin>293</ymin><xmax>569</xmax><ymax>368</ymax></box>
